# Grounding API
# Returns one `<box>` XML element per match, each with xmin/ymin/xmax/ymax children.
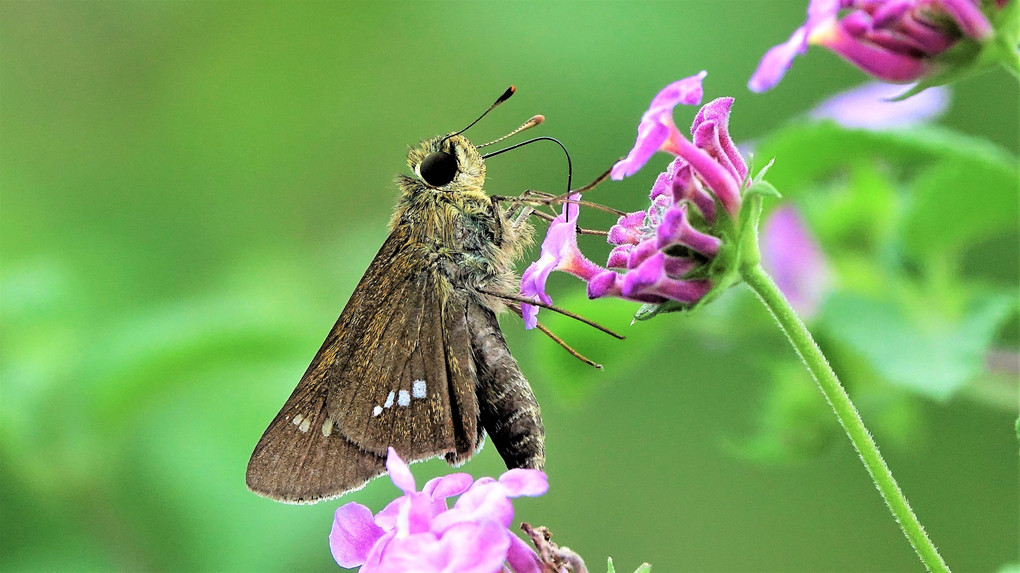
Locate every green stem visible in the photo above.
<box><xmin>741</xmin><ymin>264</ymin><xmax>950</xmax><ymax>573</ymax></box>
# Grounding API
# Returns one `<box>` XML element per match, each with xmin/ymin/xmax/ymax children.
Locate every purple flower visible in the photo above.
<box><xmin>809</xmin><ymin>81</ymin><xmax>949</xmax><ymax>129</ymax></box>
<box><xmin>329</xmin><ymin>448</ymin><xmax>547</xmax><ymax>573</ymax></box>
<box><xmin>523</xmin><ymin>80</ymin><xmax>751</xmax><ymax>316</ymax></box>
<box><xmin>760</xmin><ymin>206</ymin><xmax>833</xmax><ymax>319</ymax></box>
<box><xmin>611</xmin><ymin>71</ymin><xmax>707</xmax><ymax>179</ymax></box>
<box><xmin>520</xmin><ymin>193</ymin><xmax>604</xmax><ymax>329</ymax></box>
<box><xmin>749</xmin><ymin>0</ymin><xmax>1002</xmax><ymax>92</ymax></box>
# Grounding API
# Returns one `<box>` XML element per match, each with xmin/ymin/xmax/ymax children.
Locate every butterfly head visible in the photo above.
<box><xmin>408</xmin><ymin>134</ymin><xmax>485</xmax><ymax>191</ymax></box>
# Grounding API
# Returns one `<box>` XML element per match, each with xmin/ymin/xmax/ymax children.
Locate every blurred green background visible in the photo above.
<box><xmin>2</xmin><ymin>2</ymin><xmax>1017</xmax><ymax>572</ymax></box>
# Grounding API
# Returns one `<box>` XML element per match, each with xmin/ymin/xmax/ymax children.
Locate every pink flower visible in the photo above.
<box><xmin>519</xmin><ymin>193</ymin><xmax>603</xmax><ymax>329</ymax></box>
<box><xmin>522</xmin><ymin>79</ymin><xmax>752</xmax><ymax>316</ymax></box>
<box><xmin>749</xmin><ymin>0</ymin><xmax>1003</xmax><ymax>92</ymax></box>
<box><xmin>329</xmin><ymin>448</ymin><xmax>547</xmax><ymax>573</ymax></box>
<box><xmin>611</xmin><ymin>71</ymin><xmax>707</xmax><ymax>179</ymax></box>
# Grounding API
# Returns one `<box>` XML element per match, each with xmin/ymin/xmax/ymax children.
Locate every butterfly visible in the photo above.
<box><xmin>246</xmin><ymin>87</ymin><xmax>547</xmax><ymax>503</ymax></box>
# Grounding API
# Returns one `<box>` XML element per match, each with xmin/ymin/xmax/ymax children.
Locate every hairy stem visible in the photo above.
<box><xmin>741</xmin><ymin>263</ymin><xmax>950</xmax><ymax>573</ymax></box>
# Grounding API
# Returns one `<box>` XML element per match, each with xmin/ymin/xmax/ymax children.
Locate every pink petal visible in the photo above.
<box><xmin>434</xmin><ymin>478</ymin><xmax>516</xmax><ymax>531</ymax></box>
<box><xmin>612</xmin><ymin>71</ymin><xmax>707</xmax><ymax>179</ymax></box>
<box><xmin>809</xmin><ymin>81</ymin><xmax>949</xmax><ymax>129</ymax></box>
<box><xmin>385</xmin><ymin>447</ymin><xmax>416</xmax><ymax>494</ymax></box>
<box><xmin>691</xmin><ymin>97</ymin><xmax>748</xmax><ymax>185</ymax></box>
<box><xmin>497</xmin><ymin>469</ymin><xmax>549</xmax><ymax>497</ymax></box>
<box><xmin>330</xmin><ymin>503</ymin><xmax>386</xmax><ymax>568</ymax></box>
<box><xmin>506</xmin><ymin>534</ymin><xmax>544</xmax><ymax>573</ymax></box>
<box><xmin>374</xmin><ymin>522</ymin><xmax>510</xmax><ymax>573</ymax></box>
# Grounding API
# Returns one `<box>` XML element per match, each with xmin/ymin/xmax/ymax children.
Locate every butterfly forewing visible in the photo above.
<box><xmin>247</xmin><ymin>227</ymin><xmax>485</xmax><ymax>501</ymax></box>
<box><xmin>244</xmin><ymin>372</ymin><xmax>386</xmax><ymax>503</ymax></box>
<box><xmin>329</xmin><ymin>268</ymin><xmax>462</xmax><ymax>458</ymax></box>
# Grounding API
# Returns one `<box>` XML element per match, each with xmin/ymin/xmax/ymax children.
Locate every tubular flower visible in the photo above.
<box><xmin>749</xmin><ymin>0</ymin><xmax>1009</xmax><ymax>92</ymax></box>
<box><xmin>329</xmin><ymin>448</ymin><xmax>548</xmax><ymax>573</ymax></box>
<box><xmin>519</xmin><ymin>193</ymin><xmax>604</xmax><ymax>329</ymax></box>
<box><xmin>522</xmin><ymin>76</ymin><xmax>766</xmax><ymax>323</ymax></box>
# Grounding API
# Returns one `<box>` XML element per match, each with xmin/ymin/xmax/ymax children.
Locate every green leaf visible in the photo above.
<box><xmin>819</xmin><ymin>291</ymin><xmax>1016</xmax><ymax>400</ymax></box>
<box><xmin>607</xmin><ymin>557</ymin><xmax>616</xmax><ymax>573</ymax></box>
<box><xmin>754</xmin><ymin>122</ymin><xmax>1018</xmax><ymax>201</ymax></box>
<box><xmin>745</xmin><ymin>179</ymin><xmax>780</xmax><ymax>199</ymax></box>
<box><xmin>901</xmin><ymin>157</ymin><xmax>1020</xmax><ymax>261</ymax></box>
<box><xmin>633</xmin><ymin>563</ymin><xmax>653</xmax><ymax>573</ymax></box>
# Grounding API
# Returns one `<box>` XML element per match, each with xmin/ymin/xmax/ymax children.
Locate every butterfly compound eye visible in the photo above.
<box><xmin>419</xmin><ymin>151</ymin><xmax>458</xmax><ymax>187</ymax></box>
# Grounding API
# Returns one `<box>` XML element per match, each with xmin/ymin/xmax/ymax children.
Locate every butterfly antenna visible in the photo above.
<box><xmin>481</xmin><ymin>136</ymin><xmax>573</xmax><ymax>204</ymax></box>
<box><xmin>532</xmin><ymin>317</ymin><xmax>603</xmax><ymax>370</ymax></box>
<box><xmin>477</xmin><ymin>288</ymin><xmax>624</xmax><ymax>340</ymax></box>
<box><xmin>504</xmin><ymin>302</ymin><xmax>602</xmax><ymax>369</ymax></box>
<box><xmin>447</xmin><ymin>85</ymin><xmax>516</xmax><ymax>140</ymax></box>
<box><xmin>477</xmin><ymin>115</ymin><xmax>545</xmax><ymax>148</ymax></box>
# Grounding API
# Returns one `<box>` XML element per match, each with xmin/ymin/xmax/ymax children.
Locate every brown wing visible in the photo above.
<box><xmin>246</xmin><ymin>227</ymin><xmax>481</xmax><ymax>503</ymax></box>
<box><xmin>323</xmin><ymin>263</ymin><xmax>481</xmax><ymax>463</ymax></box>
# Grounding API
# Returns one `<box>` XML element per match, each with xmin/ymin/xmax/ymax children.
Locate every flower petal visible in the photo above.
<box><xmin>423</xmin><ymin>472</ymin><xmax>475</xmax><ymax>501</ymax></box>
<box><xmin>620</xmin><ymin>252</ymin><xmax>713</xmax><ymax>304</ymax></box>
<box><xmin>506</xmin><ymin>533</ymin><xmax>544</xmax><ymax>573</ymax></box>
<box><xmin>606</xmin><ymin>244</ymin><xmax>633</xmax><ymax>269</ymax></box>
<box><xmin>375</xmin><ymin>522</ymin><xmax>509</xmax><ymax>573</ymax></box>
<box><xmin>386</xmin><ymin>447</ymin><xmax>416</xmax><ymax>494</ymax></box>
<box><xmin>671</xmin><ymin>133</ymin><xmax>743</xmax><ymax>219</ymax></box>
<box><xmin>612</xmin><ymin>71</ymin><xmax>707</xmax><ymax>179</ymax></box>
<box><xmin>748</xmin><ymin>0</ymin><xmax>842</xmax><ymax>92</ymax></box>
<box><xmin>748</xmin><ymin>26</ymin><xmax>809</xmax><ymax>92</ymax></box>
<box><xmin>812</xmin><ymin>19</ymin><xmax>929</xmax><ymax>82</ymax></box>
<box><xmin>520</xmin><ymin>193</ymin><xmax>603</xmax><ymax>328</ymax></box>
<box><xmin>691</xmin><ymin>97</ymin><xmax>748</xmax><ymax>185</ymax></box>
<box><xmin>438</xmin><ymin>478</ymin><xmax>516</xmax><ymax>530</ymax></box>
<box><xmin>497</xmin><ymin>469</ymin><xmax>549</xmax><ymax>497</ymax></box>
<box><xmin>607</xmin><ymin>210</ymin><xmax>646</xmax><ymax>245</ymax></box>
<box><xmin>656</xmin><ymin>204</ymin><xmax>722</xmax><ymax>257</ymax></box>
<box><xmin>809</xmin><ymin>81</ymin><xmax>949</xmax><ymax>129</ymax></box>
<box><xmin>329</xmin><ymin>503</ymin><xmax>386</xmax><ymax>568</ymax></box>
<box><xmin>668</xmin><ymin>159</ymin><xmax>717</xmax><ymax>223</ymax></box>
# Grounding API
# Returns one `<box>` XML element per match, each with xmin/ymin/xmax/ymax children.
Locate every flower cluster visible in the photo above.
<box><xmin>521</xmin><ymin>72</ymin><xmax>756</xmax><ymax>324</ymax></box>
<box><xmin>749</xmin><ymin>0</ymin><xmax>1009</xmax><ymax>92</ymax></box>
<box><xmin>329</xmin><ymin>449</ymin><xmax>548</xmax><ymax>573</ymax></box>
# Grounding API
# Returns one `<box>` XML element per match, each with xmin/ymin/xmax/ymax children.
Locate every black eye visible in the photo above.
<box><xmin>419</xmin><ymin>151</ymin><xmax>458</xmax><ymax>187</ymax></box>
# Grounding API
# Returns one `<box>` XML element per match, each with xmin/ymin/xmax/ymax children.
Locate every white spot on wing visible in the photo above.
<box><xmin>412</xmin><ymin>379</ymin><xmax>426</xmax><ymax>398</ymax></box>
<box><xmin>372</xmin><ymin>405</ymin><xmax>383</xmax><ymax>417</ymax></box>
<box><xmin>298</xmin><ymin>418</ymin><xmax>311</xmax><ymax>433</ymax></box>
<box><xmin>291</xmin><ymin>414</ymin><xmax>304</xmax><ymax>427</ymax></box>
<box><xmin>321</xmin><ymin>417</ymin><xmax>333</xmax><ymax>437</ymax></box>
<box><xmin>397</xmin><ymin>390</ymin><xmax>410</xmax><ymax>407</ymax></box>
<box><xmin>383</xmin><ymin>391</ymin><xmax>395</xmax><ymax>408</ymax></box>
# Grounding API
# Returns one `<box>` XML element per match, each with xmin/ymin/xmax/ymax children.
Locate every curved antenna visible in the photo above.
<box><xmin>477</xmin><ymin>115</ymin><xmax>544</xmax><ymax>148</ymax></box>
<box><xmin>445</xmin><ymin>86</ymin><xmax>516</xmax><ymax>141</ymax></box>
<box><xmin>481</xmin><ymin>136</ymin><xmax>573</xmax><ymax>200</ymax></box>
